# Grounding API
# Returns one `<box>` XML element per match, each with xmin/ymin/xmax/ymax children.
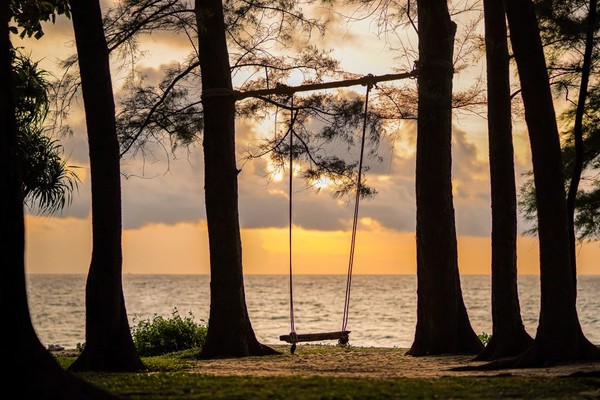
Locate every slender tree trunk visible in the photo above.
<box><xmin>1</xmin><ymin>6</ymin><xmax>116</xmax><ymax>398</ymax></box>
<box><xmin>68</xmin><ymin>0</ymin><xmax>143</xmax><ymax>372</ymax></box>
<box><xmin>195</xmin><ymin>0</ymin><xmax>277</xmax><ymax>358</ymax></box>
<box><xmin>407</xmin><ymin>0</ymin><xmax>483</xmax><ymax>356</ymax></box>
<box><xmin>566</xmin><ymin>0</ymin><xmax>597</xmax><ymax>286</ymax></box>
<box><xmin>504</xmin><ymin>0</ymin><xmax>600</xmax><ymax>365</ymax></box>
<box><xmin>476</xmin><ymin>0</ymin><xmax>533</xmax><ymax>361</ymax></box>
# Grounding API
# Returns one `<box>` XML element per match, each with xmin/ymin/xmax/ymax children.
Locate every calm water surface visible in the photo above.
<box><xmin>26</xmin><ymin>274</ymin><xmax>600</xmax><ymax>349</ymax></box>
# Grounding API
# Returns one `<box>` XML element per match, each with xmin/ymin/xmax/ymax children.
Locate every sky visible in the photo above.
<box><xmin>16</xmin><ymin>1</ymin><xmax>600</xmax><ymax>275</ymax></box>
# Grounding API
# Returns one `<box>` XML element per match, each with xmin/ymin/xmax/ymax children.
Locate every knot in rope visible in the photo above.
<box><xmin>362</xmin><ymin>73</ymin><xmax>376</xmax><ymax>89</ymax></box>
<box><xmin>201</xmin><ymin>87</ymin><xmax>236</xmax><ymax>101</ymax></box>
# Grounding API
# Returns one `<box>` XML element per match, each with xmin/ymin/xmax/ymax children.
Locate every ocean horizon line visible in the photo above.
<box><xmin>26</xmin><ymin>272</ymin><xmax>600</xmax><ymax>276</ymax></box>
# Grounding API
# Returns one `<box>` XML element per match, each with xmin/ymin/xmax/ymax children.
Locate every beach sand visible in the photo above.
<box><xmin>185</xmin><ymin>345</ymin><xmax>600</xmax><ymax>379</ymax></box>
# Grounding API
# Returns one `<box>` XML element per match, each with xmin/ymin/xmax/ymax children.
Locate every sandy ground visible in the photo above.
<box><xmin>187</xmin><ymin>345</ymin><xmax>600</xmax><ymax>379</ymax></box>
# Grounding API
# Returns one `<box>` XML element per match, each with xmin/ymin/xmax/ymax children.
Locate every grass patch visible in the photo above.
<box><xmin>73</xmin><ymin>374</ymin><xmax>600</xmax><ymax>399</ymax></box>
<box><xmin>55</xmin><ymin>348</ymin><xmax>600</xmax><ymax>399</ymax></box>
<box><xmin>142</xmin><ymin>348</ymin><xmax>200</xmax><ymax>372</ymax></box>
<box><xmin>55</xmin><ymin>349</ymin><xmax>199</xmax><ymax>372</ymax></box>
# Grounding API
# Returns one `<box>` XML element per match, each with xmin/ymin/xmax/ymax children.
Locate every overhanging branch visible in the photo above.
<box><xmin>233</xmin><ymin>70</ymin><xmax>418</xmax><ymax>100</ymax></box>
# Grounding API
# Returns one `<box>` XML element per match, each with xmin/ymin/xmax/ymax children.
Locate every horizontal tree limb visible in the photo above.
<box><xmin>234</xmin><ymin>70</ymin><xmax>418</xmax><ymax>100</ymax></box>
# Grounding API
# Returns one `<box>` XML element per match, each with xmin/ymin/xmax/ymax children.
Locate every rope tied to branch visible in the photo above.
<box><xmin>341</xmin><ymin>81</ymin><xmax>372</xmax><ymax>336</ymax></box>
<box><xmin>287</xmin><ymin>95</ymin><xmax>297</xmax><ymax>354</ymax></box>
<box><xmin>201</xmin><ymin>87</ymin><xmax>237</xmax><ymax>101</ymax></box>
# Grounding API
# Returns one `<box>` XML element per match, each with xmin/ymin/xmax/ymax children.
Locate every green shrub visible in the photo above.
<box><xmin>478</xmin><ymin>332</ymin><xmax>492</xmax><ymax>346</ymax></box>
<box><xmin>131</xmin><ymin>308</ymin><xmax>207</xmax><ymax>356</ymax></box>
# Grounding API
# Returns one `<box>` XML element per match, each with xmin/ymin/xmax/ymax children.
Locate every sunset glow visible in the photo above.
<box><xmin>17</xmin><ymin>3</ymin><xmax>600</xmax><ymax>277</ymax></box>
<box><xmin>24</xmin><ymin>213</ymin><xmax>600</xmax><ymax>276</ymax></box>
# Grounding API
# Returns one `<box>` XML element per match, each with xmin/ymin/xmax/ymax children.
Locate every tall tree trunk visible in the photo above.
<box><xmin>68</xmin><ymin>0</ymin><xmax>143</xmax><ymax>372</ymax></box>
<box><xmin>1</xmin><ymin>5</ymin><xmax>116</xmax><ymax>398</ymax></box>
<box><xmin>407</xmin><ymin>0</ymin><xmax>483</xmax><ymax>356</ymax></box>
<box><xmin>504</xmin><ymin>0</ymin><xmax>600</xmax><ymax>365</ymax></box>
<box><xmin>566</xmin><ymin>0</ymin><xmax>597</xmax><ymax>286</ymax></box>
<box><xmin>195</xmin><ymin>0</ymin><xmax>277</xmax><ymax>358</ymax></box>
<box><xmin>476</xmin><ymin>0</ymin><xmax>533</xmax><ymax>361</ymax></box>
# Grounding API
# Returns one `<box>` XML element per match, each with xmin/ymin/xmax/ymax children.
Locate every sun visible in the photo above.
<box><xmin>311</xmin><ymin>176</ymin><xmax>332</xmax><ymax>190</ymax></box>
<box><xmin>266</xmin><ymin>161</ymin><xmax>284</xmax><ymax>182</ymax></box>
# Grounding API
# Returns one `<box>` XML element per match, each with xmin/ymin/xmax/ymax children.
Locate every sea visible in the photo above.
<box><xmin>26</xmin><ymin>274</ymin><xmax>600</xmax><ymax>350</ymax></box>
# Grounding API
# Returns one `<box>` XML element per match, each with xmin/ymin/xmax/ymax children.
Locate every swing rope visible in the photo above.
<box><xmin>342</xmin><ymin>82</ymin><xmax>372</xmax><ymax>334</ymax></box>
<box><xmin>284</xmin><ymin>82</ymin><xmax>372</xmax><ymax>350</ymax></box>
<box><xmin>288</xmin><ymin>96</ymin><xmax>296</xmax><ymax>344</ymax></box>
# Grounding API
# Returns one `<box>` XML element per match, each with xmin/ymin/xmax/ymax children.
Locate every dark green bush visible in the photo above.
<box><xmin>131</xmin><ymin>308</ymin><xmax>207</xmax><ymax>356</ymax></box>
<box><xmin>478</xmin><ymin>332</ymin><xmax>491</xmax><ymax>346</ymax></box>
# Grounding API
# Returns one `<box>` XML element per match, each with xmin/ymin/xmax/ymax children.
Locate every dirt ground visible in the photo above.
<box><xmin>188</xmin><ymin>345</ymin><xmax>600</xmax><ymax>379</ymax></box>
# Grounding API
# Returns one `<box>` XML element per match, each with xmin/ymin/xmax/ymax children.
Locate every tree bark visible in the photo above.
<box><xmin>566</xmin><ymin>0</ymin><xmax>597</xmax><ymax>286</ymax></box>
<box><xmin>476</xmin><ymin>0</ymin><xmax>533</xmax><ymax>361</ymax></box>
<box><xmin>195</xmin><ymin>0</ymin><xmax>278</xmax><ymax>358</ymax></box>
<box><xmin>68</xmin><ymin>0</ymin><xmax>143</xmax><ymax>372</ymax></box>
<box><xmin>407</xmin><ymin>0</ymin><xmax>483</xmax><ymax>356</ymax></box>
<box><xmin>504</xmin><ymin>0</ymin><xmax>600</xmax><ymax>365</ymax></box>
<box><xmin>1</xmin><ymin>5</ymin><xmax>116</xmax><ymax>398</ymax></box>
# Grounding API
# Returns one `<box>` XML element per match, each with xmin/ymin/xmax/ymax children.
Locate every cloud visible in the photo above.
<box><xmin>31</xmin><ymin>97</ymin><xmax>501</xmax><ymax>241</ymax></box>
<box><xmin>451</xmin><ymin>127</ymin><xmax>492</xmax><ymax>236</ymax></box>
<box><xmin>233</xmin><ymin>118</ymin><xmax>498</xmax><ymax>236</ymax></box>
<box><xmin>59</xmin><ymin>118</ymin><xmax>90</xmax><ymax>165</ymax></box>
<box><xmin>19</xmin><ymin>6</ymin><xmax>500</xmax><ymax>240</ymax></box>
<box><xmin>13</xmin><ymin>17</ymin><xmax>77</xmax><ymax>82</ymax></box>
<box><xmin>357</xmin><ymin>124</ymin><xmax>494</xmax><ymax>237</ymax></box>
<box><xmin>120</xmin><ymin>144</ymin><xmax>205</xmax><ymax>229</ymax></box>
<box><xmin>237</xmin><ymin>156</ymin><xmax>351</xmax><ymax>231</ymax></box>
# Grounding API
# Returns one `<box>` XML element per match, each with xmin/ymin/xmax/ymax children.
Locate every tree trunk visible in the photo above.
<box><xmin>504</xmin><ymin>0</ymin><xmax>600</xmax><ymax>365</ymax></box>
<box><xmin>566</xmin><ymin>0</ymin><xmax>597</xmax><ymax>286</ymax></box>
<box><xmin>1</xmin><ymin>6</ymin><xmax>116</xmax><ymax>398</ymax></box>
<box><xmin>407</xmin><ymin>0</ymin><xmax>483</xmax><ymax>356</ymax></box>
<box><xmin>195</xmin><ymin>0</ymin><xmax>278</xmax><ymax>358</ymax></box>
<box><xmin>476</xmin><ymin>0</ymin><xmax>533</xmax><ymax>361</ymax></box>
<box><xmin>68</xmin><ymin>0</ymin><xmax>143</xmax><ymax>372</ymax></box>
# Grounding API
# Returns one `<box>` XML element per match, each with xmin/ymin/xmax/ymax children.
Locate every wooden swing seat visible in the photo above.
<box><xmin>279</xmin><ymin>330</ymin><xmax>351</xmax><ymax>344</ymax></box>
